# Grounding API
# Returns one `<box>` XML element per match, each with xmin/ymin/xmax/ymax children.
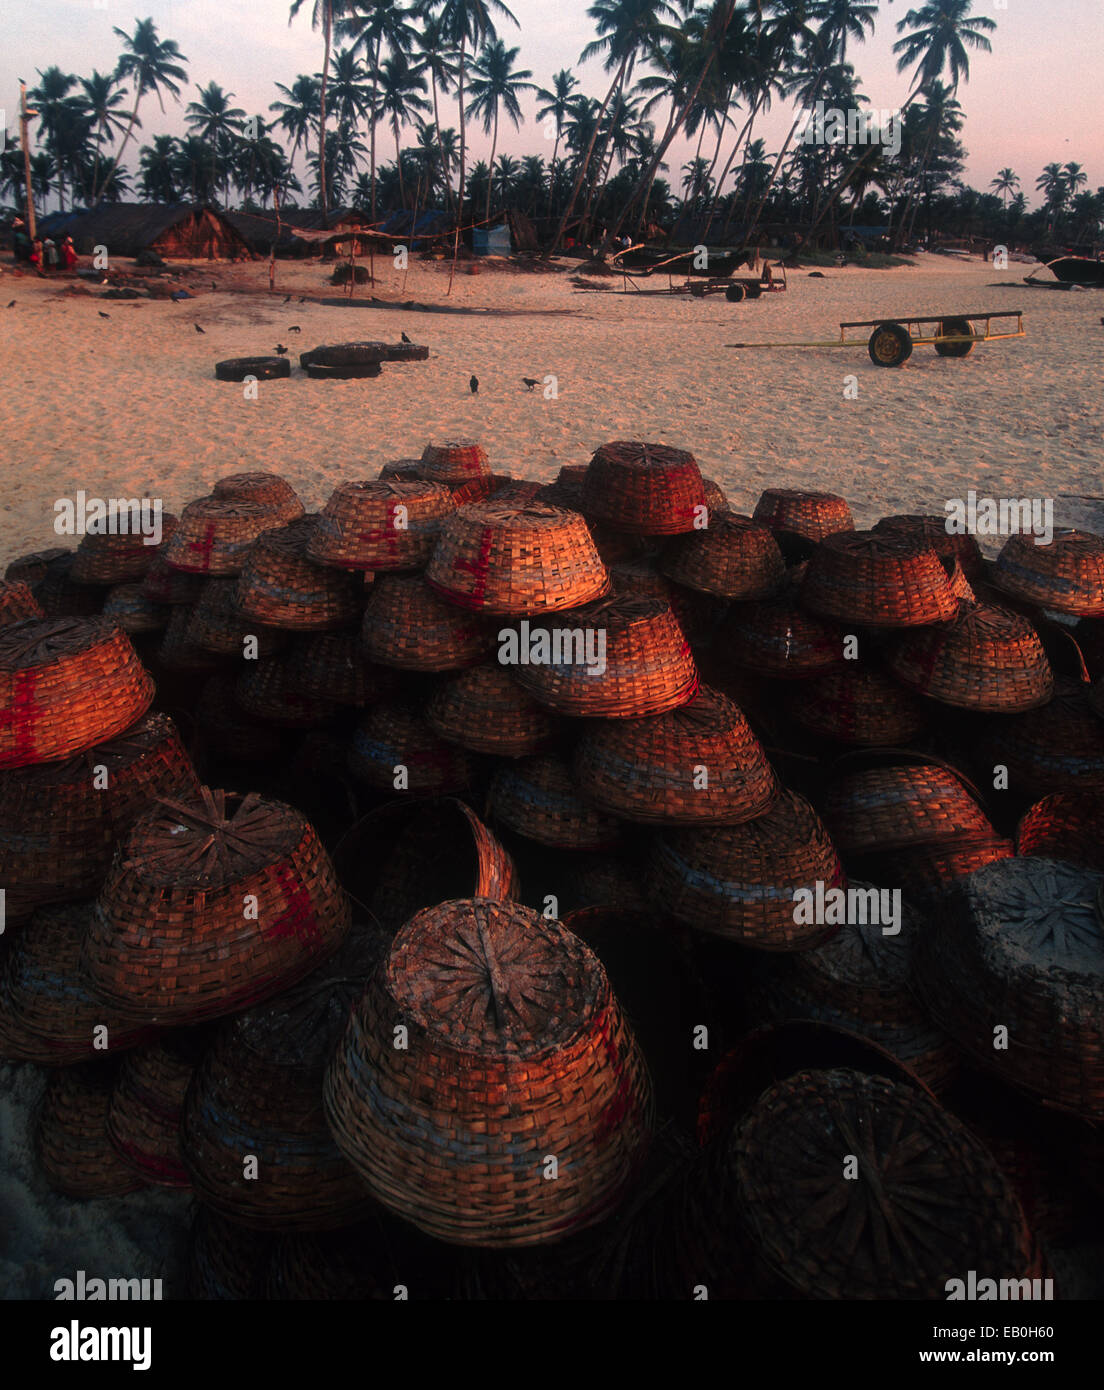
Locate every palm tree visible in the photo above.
<box><xmin>97</xmin><ymin>19</ymin><xmax>188</xmax><ymax>206</ymax></box>
<box><xmin>892</xmin><ymin>0</ymin><xmax>997</xmax><ymax>93</ymax></box>
<box><xmin>327</xmin><ymin>47</ymin><xmax>373</xmax><ymax>129</ymax></box>
<box><xmin>185</xmin><ymin>82</ymin><xmax>247</xmax><ymax>205</ymax></box>
<box><xmin>1036</xmin><ymin>161</ymin><xmax>1068</xmax><ymax>232</ymax></box>
<box><xmin>414</xmin><ymin>10</ymin><xmax>461</xmax><ymax>213</ymax></box>
<box><xmin>466</xmin><ymin>39</ymin><xmax>534</xmax><ymax>220</ymax></box>
<box><xmin>138</xmin><ymin>134</ymin><xmax>180</xmax><ymax>201</ymax></box>
<box><xmin>173</xmin><ymin>135</ymin><xmax>219</xmax><ymax>204</ymax></box>
<box><xmin>289</xmin><ymin>0</ymin><xmax>358</xmax><ymax>211</ymax></box>
<box><xmin>535</xmin><ymin>69</ymin><xmax>579</xmax><ymax>171</ymax></box>
<box><xmin>376</xmin><ymin>51</ymin><xmax>431</xmax><ymax>208</ymax></box>
<box><xmin>29</xmin><ymin>67</ymin><xmax>84</xmax><ymax>209</ymax></box>
<box><xmin>78</xmin><ymin>71</ymin><xmax>131</xmax><ymax>201</ymax></box>
<box><xmin>270</xmin><ymin>75</ymin><xmax>321</xmax><ymax>181</ymax></box>
<box><xmin>989</xmin><ymin>166</ymin><xmax>1019</xmax><ymax>205</ymax></box>
<box><xmin>1063</xmin><ymin>161</ymin><xmax>1088</xmax><ymax>200</ymax></box>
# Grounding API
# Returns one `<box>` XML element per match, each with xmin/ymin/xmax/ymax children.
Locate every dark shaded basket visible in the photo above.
<box><xmin>660</xmin><ymin>512</ymin><xmax>784</xmax><ymax>600</ymax></box>
<box><xmin>140</xmin><ymin>548</ymin><xmax>205</xmax><ymax>605</ymax></box>
<box><xmin>564</xmin><ymin>853</ymin><xmax>648</xmax><ymax>914</ymax></box>
<box><xmin>426</xmin><ymin>501</ymin><xmax>611</xmax><ymax>614</ymax></box>
<box><xmin>35</xmin><ymin>1062</ymin><xmax>148</xmax><ymax>1198</ymax></box>
<box><xmin>574</xmin><ymin>685</ymin><xmax>779</xmax><ymax>825</ymax></box>
<box><xmin>800</xmin><ymin>530</ymin><xmax>960</xmax><ymax>627</ymax></box>
<box><xmin>701</xmin><ymin>476</ymin><xmax>729</xmax><ymax>513</ymax></box>
<box><xmin>378</xmin><ymin>458</ymin><xmax>423</xmax><ymax>481</ymax></box>
<box><xmin>783</xmin><ymin>663</ymin><xmax>929</xmax><ymax>745</ymax></box>
<box><xmin>0</xmin><ymin>617</ymin><xmax>154</xmax><ymax>768</ymax></box>
<box><xmin>720</xmin><ymin>584</ymin><xmax>846</xmax><ymax>679</ymax></box>
<box><xmin>913</xmin><ymin>858</ymin><xmax>1104</xmax><ymax>1120</ymax></box>
<box><xmin>107</xmin><ymin>1035</ymin><xmax>201</xmax><ymax>1187</ymax></box>
<box><xmin>285</xmin><ymin>630</ymin><xmax>398</xmax><ymax>707</ymax></box>
<box><xmin>349</xmin><ymin>703</ymin><xmax>476</xmax><ymax>794</ymax></box>
<box><xmin>307</xmin><ymin>479</ymin><xmax>455</xmax><ymax>571</ymax></box>
<box><xmin>820</xmin><ymin>762</ymin><xmax>1003</xmax><ymax>859</ymax></box>
<box><xmin>0</xmin><ymin>579</ymin><xmax>44</xmax><ymax>627</ymax></box>
<box><xmin>212</xmin><ymin>471</ymin><xmax>305</xmax><ymax>523</ymax></box>
<box><xmin>164</xmin><ymin>497</ymin><xmax>273</xmax><ymax>575</ymax></box>
<box><xmin>236</xmin><ymin>658</ymin><xmax>340</xmax><ymax>727</ymax></box>
<box><xmin>992</xmin><ymin>528</ymin><xmax>1104</xmax><ymax>617</ymax></box>
<box><xmin>447</xmin><ymin>475</ymin><xmax>499</xmax><ymax>506</ymax></box>
<box><xmin>70</xmin><ymin>515</ymin><xmax>178</xmax><ymax>585</ymax></box>
<box><xmin>185</xmin><ymin>577</ymin><xmax>289</xmax><ymax>657</ymax></box>
<box><xmin>235</xmin><ymin>516</ymin><xmax>362</xmax><ymax>631</ymax></box>
<box><xmin>426</xmin><ymin>662</ymin><xmax>557</xmax><ymax>756</ymax></box>
<box><xmin>156</xmin><ymin>605</ymin><xmax>225</xmax><ymax>675</ymax></box>
<box><xmin>186</xmin><ymin>1207</ymin><xmax>275</xmax><ymax>1299</ymax></box>
<box><xmin>0</xmin><ymin>710</ymin><xmax>200</xmax><ymax>922</ymax></box>
<box><xmin>195</xmin><ymin>675</ymin><xmax>288</xmax><ymax>764</ymax></box>
<box><xmin>872</xmin><ymin>512</ymin><xmax>984</xmax><ymax>580</ymax></box>
<box><xmin>608</xmin><ymin>560</ymin><xmax>674</xmax><ymax>603</ymax></box>
<box><xmin>752</xmin><ymin>487</ymin><xmax>855</xmax><ymax>542</ymax></box>
<box><xmin>581</xmin><ymin>440</ymin><xmax>706</xmax><ymax>535</ymax></box>
<box><xmin>102</xmin><ymin>582</ymin><xmax>170</xmax><ymax>634</ymax></box>
<box><xmin>1074</xmin><ymin>616</ymin><xmax>1104</xmax><ymax>680</ymax></box>
<box><xmin>418</xmin><ymin>439</ymin><xmax>491</xmax><ymax>487</ymax></box>
<box><xmin>323</xmin><ymin>898</ymin><xmax>654</xmax><ymax>1247</ymax></box>
<box><xmin>361</xmin><ymin>572</ymin><xmax>494</xmax><ymax>671</ymax></box>
<box><xmin>730</xmin><ymin>1067</ymin><xmax>1038</xmax><ymax>1298</ymax></box>
<box><xmin>490</xmin><ymin>477</ymin><xmax>543</xmax><ymax>506</ymax></box>
<box><xmin>510</xmin><ymin>593</ymin><xmax>699</xmax><ymax>718</ymax></box>
<box><xmin>488</xmin><ymin>754</ymin><xmax>623</xmax><ymax>850</ymax></box>
<box><xmin>332</xmin><ymin>797</ymin><xmax>519</xmax><ymax>932</ymax></box>
<box><xmin>83</xmin><ymin>787</ymin><xmax>351</xmax><ymax>1024</ymax></box>
<box><xmin>888</xmin><ymin>602</ymin><xmax>1054</xmax><ymax>712</ymax></box>
<box><xmin>0</xmin><ymin>902</ymin><xmax>155</xmax><ymax>1065</ymax></box>
<box><xmin>980</xmin><ymin>676</ymin><xmax>1104</xmax><ymax>798</ymax></box>
<box><xmin>1017</xmin><ymin>791</ymin><xmax>1104</xmax><ymax>870</ymax></box>
<box><xmin>536</xmin><ymin>463</ymin><xmax>588</xmax><ymax>512</ymax></box>
<box><xmin>5</xmin><ymin>547</ymin><xmax>70</xmax><ymax>588</ymax></box>
<box><xmin>649</xmin><ymin>788</ymin><xmax>845</xmax><ymax>949</ymax></box>
<box><xmin>31</xmin><ymin>553</ymin><xmax>104</xmax><ymax>620</ymax></box>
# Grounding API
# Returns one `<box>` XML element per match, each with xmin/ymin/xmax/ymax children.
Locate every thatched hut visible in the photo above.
<box><xmin>224</xmin><ymin>207</ymin><xmax>372</xmax><ymax>259</ymax></box>
<box><xmin>37</xmin><ymin>204</ymin><xmax>252</xmax><ymax>260</ymax></box>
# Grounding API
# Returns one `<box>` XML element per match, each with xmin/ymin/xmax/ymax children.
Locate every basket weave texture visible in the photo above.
<box><xmin>581</xmin><ymin>440</ymin><xmax>706</xmax><ymax>535</ymax></box>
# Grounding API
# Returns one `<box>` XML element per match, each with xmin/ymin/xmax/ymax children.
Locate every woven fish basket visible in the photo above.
<box><xmin>536</xmin><ymin>464</ymin><xmax>588</xmax><ymax>512</ymax></box>
<box><xmin>591</xmin><ymin>528</ymin><xmax>658</xmax><ymax>565</ymax></box>
<box><xmin>212</xmin><ymin>470</ymin><xmax>305</xmax><ymax>523</ymax></box>
<box><xmin>35</xmin><ymin>1062</ymin><xmax>148</xmax><ymax>1198</ymax></box>
<box><xmin>426</xmin><ymin>662</ymin><xmax>557</xmax><ymax>756</ymax></box>
<box><xmin>308</xmin><ymin>479</ymin><xmax>456</xmax><ymax>572</ymax></box>
<box><xmin>783</xmin><ymin>663</ymin><xmax>929</xmax><ymax>745</ymax></box>
<box><xmin>164</xmin><ymin>497</ymin><xmax>273</xmax><ymax>575</ymax></box>
<box><xmin>83</xmin><ymin>787</ymin><xmax>351</xmax><ymax>1024</ymax></box>
<box><xmin>447</xmin><ymin>475</ymin><xmax>499</xmax><ymax>506</ymax></box>
<box><xmin>729</xmin><ymin>1067</ymin><xmax>1037</xmax><ymax>1299</ymax></box>
<box><xmin>235</xmin><ymin>516</ymin><xmax>363</xmax><ymax>631</ymax></box>
<box><xmin>361</xmin><ymin>572</ymin><xmax>494</xmax><ymax>670</ymax></box>
<box><xmin>872</xmin><ymin>512</ymin><xmax>984</xmax><ymax>579</ymax></box>
<box><xmin>0</xmin><ymin>617</ymin><xmax>154</xmax><ymax>769</ymax></box>
<box><xmin>490</xmin><ymin>478</ymin><xmax>543</xmax><ymax>506</ymax></box>
<box><xmin>332</xmin><ymin>797</ymin><xmax>519</xmax><ymax>932</ymax></box>
<box><xmin>323</xmin><ymin>898</ymin><xmax>654</xmax><ymax>1247</ymax></box>
<box><xmin>488</xmin><ymin>754</ymin><xmax>623</xmax><ymax>850</ymax></box>
<box><xmin>156</xmin><ymin>605</ymin><xmax>225</xmax><ymax>674</ymax></box>
<box><xmin>285</xmin><ymin>630</ymin><xmax>398</xmax><ymax>707</ymax></box>
<box><xmin>0</xmin><ymin>902</ymin><xmax>155</xmax><ymax>1065</ymax></box>
<box><xmin>236</xmin><ymin>658</ymin><xmax>339</xmax><ymax>728</ymax></box>
<box><xmin>888</xmin><ymin>602</ymin><xmax>1054</xmax><ymax>712</ymax></box>
<box><xmin>418</xmin><ymin>439</ymin><xmax>491</xmax><ymax>487</ymax></box>
<box><xmin>426</xmin><ymin>501</ymin><xmax>611</xmax><ymax>614</ymax></box>
<box><xmin>349</xmin><ymin>703</ymin><xmax>476</xmax><ymax>794</ymax></box>
<box><xmin>32</xmin><ymin>553</ymin><xmax>104</xmax><ymax>619</ymax></box>
<box><xmin>752</xmin><ymin>487</ymin><xmax>854</xmax><ymax>543</ymax></box>
<box><xmin>608</xmin><ymin>560</ymin><xmax>673</xmax><ymax>603</ymax></box>
<box><xmin>581</xmin><ymin>440</ymin><xmax>706</xmax><ymax>535</ymax></box>
<box><xmin>0</xmin><ymin>579</ymin><xmax>44</xmax><ymax>627</ymax></box>
<box><xmin>720</xmin><ymin>585</ymin><xmax>845</xmax><ymax>679</ymax></box>
<box><xmin>141</xmin><ymin>548</ymin><xmax>205</xmax><ymax>605</ymax></box>
<box><xmin>510</xmin><ymin>594</ymin><xmax>699</xmax><ymax>718</ymax></box>
<box><xmin>1017</xmin><ymin>791</ymin><xmax>1104</xmax><ymax>870</ymax></box>
<box><xmin>107</xmin><ymin>1035</ymin><xmax>202</xmax><ymax>1187</ymax></box>
<box><xmin>564</xmin><ymin>853</ymin><xmax>648</xmax><ymax>914</ymax></box>
<box><xmin>0</xmin><ymin>710</ymin><xmax>200</xmax><ymax>922</ymax></box>
<box><xmin>70</xmin><ymin>516</ymin><xmax>178</xmax><ymax>586</ymax></box>
<box><xmin>186</xmin><ymin>577</ymin><xmax>289</xmax><ymax>657</ymax></box>
<box><xmin>801</xmin><ymin>530</ymin><xmax>960</xmax><ymax>627</ymax></box>
<box><xmin>187</xmin><ymin>1207</ymin><xmax>275</xmax><ymax>1300</ymax></box>
<box><xmin>101</xmin><ymin>582</ymin><xmax>170</xmax><ymax>634</ymax></box>
<box><xmin>5</xmin><ymin>547</ymin><xmax>70</xmax><ymax>587</ymax></box>
<box><xmin>913</xmin><ymin>858</ymin><xmax>1104</xmax><ymax>1119</ymax></box>
<box><xmin>701</xmin><ymin>476</ymin><xmax>729</xmax><ymax>513</ymax></box>
<box><xmin>378</xmin><ymin>458</ymin><xmax>423</xmax><ymax>481</ymax></box>
<box><xmin>649</xmin><ymin>788</ymin><xmax>845</xmax><ymax>949</ymax></box>
<box><xmin>195</xmin><ymin>675</ymin><xmax>288</xmax><ymax>764</ymax></box>
<box><xmin>980</xmin><ymin>676</ymin><xmax>1104</xmax><ymax>798</ymax></box>
<box><xmin>992</xmin><ymin>528</ymin><xmax>1104</xmax><ymax>617</ymax></box>
<box><xmin>573</xmin><ymin>685</ymin><xmax>780</xmax><ymax>826</ymax></box>
<box><xmin>659</xmin><ymin>512</ymin><xmax>785</xmax><ymax>600</ymax></box>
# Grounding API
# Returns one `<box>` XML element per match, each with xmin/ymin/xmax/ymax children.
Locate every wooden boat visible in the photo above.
<box><xmin>616</xmin><ymin>246</ymin><xmax>749</xmax><ymax>279</ymax></box>
<box><xmin>1025</xmin><ymin>257</ymin><xmax>1104</xmax><ymax>288</ymax></box>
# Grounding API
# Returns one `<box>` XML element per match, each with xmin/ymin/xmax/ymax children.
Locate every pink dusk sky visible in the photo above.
<box><xmin>5</xmin><ymin>0</ymin><xmax>1103</xmax><ymax>205</ymax></box>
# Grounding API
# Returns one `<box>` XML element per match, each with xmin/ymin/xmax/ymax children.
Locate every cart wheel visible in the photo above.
<box><xmin>690</xmin><ymin>282</ymin><xmax>707</xmax><ymax>298</ymax></box>
<box><xmin>868</xmin><ymin>322</ymin><xmax>913</xmax><ymax>368</ymax></box>
<box><xmin>934</xmin><ymin>316</ymin><xmax>975</xmax><ymax>358</ymax></box>
<box><xmin>725</xmin><ymin>283</ymin><xmax>746</xmax><ymax>303</ymax></box>
<box><xmin>744</xmin><ymin>282</ymin><xmax>763</xmax><ymax>299</ymax></box>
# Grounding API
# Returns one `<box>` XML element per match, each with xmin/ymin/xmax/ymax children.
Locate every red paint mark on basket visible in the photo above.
<box><xmin>264</xmin><ymin>863</ymin><xmax>325</xmax><ymax>944</ymax></box>
<box><xmin>450</xmin><ymin>526</ymin><xmax>495</xmax><ymax>606</ymax></box>
<box><xmin>588</xmin><ymin>1001</ymin><xmax>643</xmax><ymax>1146</ymax></box>
<box><xmin>186</xmin><ymin>522</ymin><xmax>217</xmax><ymax>569</ymax></box>
<box><xmin>0</xmin><ymin>672</ymin><xmax>40</xmax><ymax>766</ymax></box>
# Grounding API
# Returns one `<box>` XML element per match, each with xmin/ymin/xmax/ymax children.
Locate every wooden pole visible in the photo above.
<box><xmin>269</xmin><ymin>185</ymin><xmax>281</xmax><ymax>293</ymax></box>
<box><xmin>20</xmin><ymin>82</ymin><xmax>37</xmax><ymax>239</ymax></box>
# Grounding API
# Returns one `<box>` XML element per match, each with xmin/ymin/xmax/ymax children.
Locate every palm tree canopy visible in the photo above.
<box><xmin>113</xmin><ymin>18</ymin><xmax>189</xmax><ymax>111</ymax></box>
<box><xmin>892</xmin><ymin>0</ymin><xmax>997</xmax><ymax>93</ymax></box>
<box><xmin>466</xmin><ymin>39</ymin><xmax>534</xmax><ymax>133</ymax></box>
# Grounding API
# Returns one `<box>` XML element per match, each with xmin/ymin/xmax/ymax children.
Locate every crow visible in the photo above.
<box><xmin>469</xmin><ymin>374</ymin><xmax>479</xmax><ymax>394</ymax></box>
<box><xmin>275</xmin><ymin>344</ymin><xmax>288</xmax><ymax>355</ymax></box>
<box><xmin>288</xmin><ymin>325</ymin><xmax>301</xmax><ymax>332</ymax></box>
<box><xmin>283</xmin><ymin>294</ymin><xmax>292</xmax><ymax>303</ymax></box>
<box><xmin>194</xmin><ymin>323</ymin><xmax>205</xmax><ymax>334</ymax></box>
<box><xmin>98</xmin><ymin>311</ymin><xmax>111</xmax><ymax>319</ymax></box>
<box><xmin>401</xmin><ymin>331</ymin><xmax>413</xmax><ymax>344</ymax></box>
<box><xmin>6</xmin><ymin>300</ymin><xmax>14</xmax><ymax>308</ymax></box>
<box><xmin>522</xmin><ymin>377</ymin><xmax>540</xmax><ymax>391</ymax></box>
<box><xmin>299</xmin><ymin>296</ymin><xmax>307</xmax><ymax>303</ymax></box>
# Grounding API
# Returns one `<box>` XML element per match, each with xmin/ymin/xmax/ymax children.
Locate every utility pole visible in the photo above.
<box><xmin>20</xmin><ymin>81</ymin><xmax>37</xmax><ymax>238</ymax></box>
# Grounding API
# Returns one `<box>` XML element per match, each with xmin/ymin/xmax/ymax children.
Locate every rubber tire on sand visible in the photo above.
<box><xmin>300</xmin><ymin>342</ymin><xmax>389</xmax><ymax>369</ymax></box>
<box><xmin>868</xmin><ymin>322</ymin><xmax>913</xmax><ymax>368</ymax></box>
<box><xmin>725</xmin><ymin>283</ymin><xmax>746</xmax><ymax>302</ymax></box>
<box><xmin>215</xmin><ymin>356</ymin><xmax>291</xmax><ymax>382</ymax></box>
<box><xmin>305</xmin><ymin>361</ymin><xmax>383</xmax><ymax>380</ymax></box>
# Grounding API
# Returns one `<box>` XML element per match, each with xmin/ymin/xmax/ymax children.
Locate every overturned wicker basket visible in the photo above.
<box><xmin>35</xmin><ymin>1062</ymin><xmax>148</xmax><ymax>1199</ymax></box>
<box><xmin>107</xmin><ymin>1035</ymin><xmax>201</xmax><ymax>1188</ymax></box>
<box><xmin>753</xmin><ymin>487</ymin><xmax>854</xmax><ymax>543</ymax></box>
<box><xmin>0</xmin><ymin>578</ymin><xmax>45</xmax><ymax>628</ymax></box>
<box><xmin>308</xmin><ymin>479</ymin><xmax>455</xmax><ymax>572</ymax></box>
<box><xmin>164</xmin><ymin>497</ymin><xmax>274</xmax><ymax>575</ymax></box>
<box><xmin>720</xmin><ymin>585</ymin><xmax>845</xmax><ymax>679</ymax></box>
<box><xmin>581</xmin><ymin>440</ymin><xmax>706</xmax><ymax>535</ymax></box>
<box><xmin>801</xmin><ymin>530</ymin><xmax>960</xmax><ymax>627</ymax></box>
<box><xmin>349</xmin><ymin>703</ymin><xmax>476</xmax><ymax>795</ymax></box>
<box><xmin>489</xmin><ymin>754</ymin><xmax>623</xmax><ymax>850</ymax></box>
<box><xmin>418</xmin><ymin>439</ymin><xmax>491</xmax><ymax>487</ymax></box>
<box><xmin>235</xmin><ymin>517</ymin><xmax>363</xmax><ymax>631</ymax></box>
<box><xmin>660</xmin><ymin>512</ymin><xmax>784</xmax><ymax>600</ymax></box>
<box><xmin>426</xmin><ymin>662</ymin><xmax>557</xmax><ymax>756</ymax></box>
<box><xmin>783</xmin><ymin>663</ymin><xmax>929</xmax><ymax>745</ymax></box>
<box><xmin>361</xmin><ymin>572</ymin><xmax>494</xmax><ymax>671</ymax></box>
<box><xmin>992</xmin><ymin>528</ymin><xmax>1104</xmax><ymax>617</ymax></box>
<box><xmin>70</xmin><ymin>516</ymin><xmax>178</xmax><ymax>586</ymax></box>
<box><xmin>872</xmin><ymin>512</ymin><xmax>984</xmax><ymax>579</ymax></box>
<box><xmin>212</xmin><ymin>471</ymin><xmax>305</xmax><ymax>523</ymax></box>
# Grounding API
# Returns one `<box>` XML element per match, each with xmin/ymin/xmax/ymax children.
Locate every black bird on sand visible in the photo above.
<box><xmin>275</xmin><ymin>344</ymin><xmax>288</xmax><ymax>355</ymax></box>
<box><xmin>299</xmin><ymin>297</ymin><xmax>307</xmax><ymax>303</ymax></box>
<box><xmin>401</xmin><ymin>331</ymin><xmax>413</xmax><ymax>344</ymax></box>
<box><xmin>98</xmin><ymin>311</ymin><xmax>111</xmax><ymax>319</ymax></box>
<box><xmin>6</xmin><ymin>300</ymin><xmax>14</xmax><ymax>308</ymax></box>
<box><xmin>469</xmin><ymin>375</ymin><xmax>479</xmax><ymax>394</ymax></box>
<box><xmin>194</xmin><ymin>323</ymin><xmax>205</xmax><ymax>334</ymax></box>
<box><xmin>522</xmin><ymin>377</ymin><xmax>539</xmax><ymax>391</ymax></box>
<box><xmin>283</xmin><ymin>295</ymin><xmax>292</xmax><ymax>303</ymax></box>
<box><xmin>288</xmin><ymin>325</ymin><xmax>301</xmax><ymax>332</ymax></box>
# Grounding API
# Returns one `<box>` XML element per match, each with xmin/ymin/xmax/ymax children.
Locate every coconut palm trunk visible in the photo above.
<box><xmin>486</xmin><ymin>105</ymin><xmax>499</xmax><ymax>221</ymax></box>
<box><xmin>96</xmin><ymin>85</ymin><xmax>144</xmax><ymax>207</ymax></box>
<box><xmin>318</xmin><ymin>5</ymin><xmax>332</xmax><ymax>210</ymax></box>
<box><xmin>547</xmin><ymin>55</ymin><xmax>628</xmax><ymax>256</ymax></box>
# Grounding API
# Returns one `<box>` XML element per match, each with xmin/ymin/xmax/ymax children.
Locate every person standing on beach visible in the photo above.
<box><xmin>12</xmin><ymin>219</ymin><xmax>31</xmax><ymax>262</ymax></box>
<box><xmin>61</xmin><ymin>236</ymin><xmax>78</xmax><ymax>271</ymax></box>
<box><xmin>29</xmin><ymin>239</ymin><xmax>43</xmax><ymax>271</ymax></box>
<box><xmin>43</xmin><ymin>239</ymin><xmax>58</xmax><ymax>274</ymax></box>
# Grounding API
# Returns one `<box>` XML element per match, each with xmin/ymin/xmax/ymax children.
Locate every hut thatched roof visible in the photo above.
<box><xmin>37</xmin><ymin>203</ymin><xmax>249</xmax><ymax>258</ymax></box>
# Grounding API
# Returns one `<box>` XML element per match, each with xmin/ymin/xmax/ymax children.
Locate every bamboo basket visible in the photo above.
<box><xmin>0</xmin><ymin>579</ymin><xmax>44</xmax><ymax>628</ymax></box>
<box><xmin>488</xmin><ymin>754</ymin><xmax>623</xmax><ymax>850</ymax></box>
<box><xmin>510</xmin><ymin>594</ymin><xmax>699</xmax><ymax>718</ymax></box>
<box><xmin>32</xmin><ymin>554</ymin><xmax>104</xmax><ymax>619</ymax></box>
<box><xmin>752</xmin><ymin>488</ymin><xmax>854</xmax><ymax>542</ymax></box>
<box><xmin>141</xmin><ymin>548</ymin><xmax>205</xmax><ymax>605</ymax></box>
<box><xmin>872</xmin><ymin>512</ymin><xmax>984</xmax><ymax>579</ymax></box>
<box><xmin>783</xmin><ymin>663</ymin><xmax>929</xmax><ymax>745</ymax></box>
<box><xmin>887</xmin><ymin>602</ymin><xmax>1054</xmax><ymax>712</ymax></box>
<box><xmin>701</xmin><ymin>476</ymin><xmax>729</xmax><ymax>513</ymax></box>
<box><xmin>107</xmin><ymin>1035</ymin><xmax>202</xmax><ymax>1187</ymax></box>
<box><xmin>235</xmin><ymin>517</ymin><xmax>363</xmax><ymax>631</ymax></box>
<box><xmin>608</xmin><ymin>560</ymin><xmax>674</xmax><ymax>603</ymax></box>
<box><xmin>0</xmin><ymin>617</ymin><xmax>154</xmax><ymax>768</ymax></box>
<box><xmin>659</xmin><ymin>512</ymin><xmax>785</xmax><ymax>600</ymax></box>
<box><xmin>573</xmin><ymin>685</ymin><xmax>779</xmax><ymax>825</ymax></box>
<box><xmin>801</xmin><ymin>531</ymin><xmax>961</xmax><ymax>627</ymax></box>
<box><xmin>83</xmin><ymin>787</ymin><xmax>351</xmax><ymax>1024</ymax></box>
<box><xmin>426</xmin><ymin>501</ymin><xmax>611</xmax><ymax>614</ymax></box>
<box><xmin>70</xmin><ymin>516</ymin><xmax>178</xmax><ymax>586</ymax></box>
<box><xmin>308</xmin><ymin>479</ymin><xmax>456</xmax><ymax>572</ymax></box>
<box><xmin>348</xmin><ymin>703</ymin><xmax>476</xmax><ymax>794</ymax></box>
<box><xmin>1017</xmin><ymin>791</ymin><xmax>1104</xmax><ymax>870</ymax></box>
<box><xmin>649</xmin><ymin>788</ymin><xmax>845</xmax><ymax>949</ymax></box>
<box><xmin>323</xmin><ymin>898</ymin><xmax>654</xmax><ymax>1247</ymax></box>
<box><xmin>5</xmin><ymin>547</ymin><xmax>70</xmax><ymax>588</ymax></box>
<box><xmin>426</xmin><ymin>662</ymin><xmax>557</xmax><ymax>756</ymax></box>
<box><xmin>35</xmin><ymin>1062</ymin><xmax>148</xmax><ymax>1198</ymax></box>
<box><xmin>164</xmin><ymin>497</ymin><xmax>273</xmax><ymax>575</ymax></box>
<box><xmin>730</xmin><ymin>1067</ymin><xmax>1038</xmax><ymax>1299</ymax></box>
<box><xmin>102</xmin><ymin>583</ymin><xmax>171</xmax><ymax>635</ymax></box>
<box><xmin>913</xmin><ymin>858</ymin><xmax>1104</xmax><ymax>1120</ymax></box>
<box><xmin>418</xmin><ymin>439</ymin><xmax>491</xmax><ymax>487</ymax></box>
<box><xmin>564</xmin><ymin>853</ymin><xmax>648</xmax><ymax>914</ymax></box>
<box><xmin>235</xmin><ymin>657</ymin><xmax>340</xmax><ymax>727</ymax></box>
<box><xmin>992</xmin><ymin>528</ymin><xmax>1104</xmax><ymax>617</ymax></box>
<box><xmin>195</xmin><ymin>675</ymin><xmax>288</xmax><ymax>764</ymax></box>
<box><xmin>212</xmin><ymin>471</ymin><xmax>305</xmax><ymax>522</ymax></box>
<box><xmin>377</xmin><ymin>458</ymin><xmax>423</xmax><ymax>481</ymax></box>
<box><xmin>186</xmin><ymin>1207</ymin><xmax>275</xmax><ymax>1300</ymax></box>
<box><xmin>980</xmin><ymin>676</ymin><xmax>1104</xmax><ymax>798</ymax></box>
<box><xmin>361</xmin><ymin>572</ymin><xmax>494</xmax><ymax>670</ymax></box>
<box><xmin>186</xmin><ymin>577</ymin><xmax>289</xmax><ymax>657</ymax></box>
<box><xmin>157</xmin><ymin>605</ymin><xmax>225</xmax><ymax>675</ymax></box>
<box><xmin>536</xmin><ymin>464</ymin><xmax>588</xmax><ymax>512</ymax></box>
<box><xmin>581</xmin><ymin>440</ymin><xmax>706</xmax><ymax>535</ymax></box>
<box><xmin>720</xmin><ymin>585</ymin><xmax>846</xmax><ymax>679</ymax></box>
<box><xmin>285</xmin><ymin>630</ymin><xmax>398</xmax><ymax>707</ymax></box>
